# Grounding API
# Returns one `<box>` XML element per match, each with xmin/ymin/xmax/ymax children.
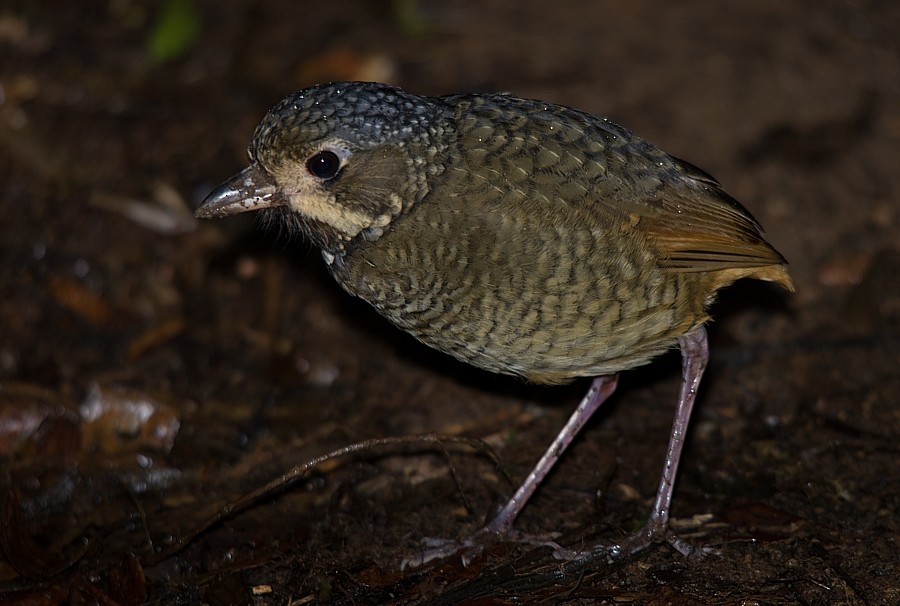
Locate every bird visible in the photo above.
<box><xmin>196</xmin><ymin>81</ymin><xmax>793</xmax><ymax>564</ymax></box>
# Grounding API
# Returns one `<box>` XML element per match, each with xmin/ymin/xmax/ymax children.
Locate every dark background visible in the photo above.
<box><xmin>1</xmin><ymin>1</ymin><xmax>898</xmax><ymax>604</ymax></box>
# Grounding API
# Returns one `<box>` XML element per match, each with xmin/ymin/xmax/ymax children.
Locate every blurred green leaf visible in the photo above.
<box><xmin>147</xmin><ymin>0</ymin><xmax>201</xmax><ymax>62</ymax></box>
<box><xmin>392</xmin><ymin>0</ymin><xmax>429</xmax><ymax>37</ymax></box>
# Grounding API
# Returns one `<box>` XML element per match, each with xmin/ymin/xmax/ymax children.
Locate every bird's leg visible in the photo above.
<box><xmin>402</xmin><ymin>374</ymin><xmax>619</xmax><ymax>568</ymax></box>
<box><xmin>404</xmin><ymin>325</ymin><xmax>710</xmax><ymax>568</ymax></box>
<box><xmin>649</xmin><ymin>325</ymin><xmax>708</xmax><ymax>536</ymax></box>
<box><xmin>483</xmin><ymin>374</ymin><xmax>620</xmax><ymax>534</ymax></box>
<box><xmin>599</xmin><ymin>324</ymin><xmax>709</xmax><ymax>559</ymax></box>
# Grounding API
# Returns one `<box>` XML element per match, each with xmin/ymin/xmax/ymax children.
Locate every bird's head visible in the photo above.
<box><xmin>196</xmin><ymin>82</ymin><xmax>449</xmax><ymax>255</ymax></box>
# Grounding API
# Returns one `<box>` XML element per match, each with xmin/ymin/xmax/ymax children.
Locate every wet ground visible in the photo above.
<box><xmin>1</xmin><ymin>1</ymin><xmax>898</xmax><ymax>604</ymax></box>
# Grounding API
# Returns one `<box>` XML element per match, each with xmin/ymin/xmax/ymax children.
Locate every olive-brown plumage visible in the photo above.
<box><xmin>198</xmin><ymin>81</ymin><xmax>793</xmax><ymax>563</ymax></box>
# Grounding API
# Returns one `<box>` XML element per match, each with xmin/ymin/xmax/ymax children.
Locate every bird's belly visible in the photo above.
<box><xmin>332</xmin><ymin>234</ymin><xmax>704</xmax><ymax>384</ymax></box>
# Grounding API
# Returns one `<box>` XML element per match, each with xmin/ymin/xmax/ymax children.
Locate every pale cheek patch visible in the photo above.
<box><xmin>272</xmin><ymin>163</ymin><xmax>375</xmax><ymax>239</ymax></box>
<box><xmin>287</xmin><ymin>190</ymin><xmax>374</xmax><ymax>238</ymax></box>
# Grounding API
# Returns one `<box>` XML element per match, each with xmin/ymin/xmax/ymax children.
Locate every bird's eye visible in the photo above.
<box><xmin>306</xmin><ymin>150</ymin><xmax>342</xmax><ymax>180</ymax></box>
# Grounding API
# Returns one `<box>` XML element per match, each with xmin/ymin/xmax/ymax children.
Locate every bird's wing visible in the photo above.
<box><xmin>447</xmin><ymin>94</ymin><xmax>792</xmax><ymax>289</ymax></box>
<box><xmin>596</xmin><ymin>155</ymin><xmax>794</xmax><ymax>290</ymax></box>
<box><xmin>633</xmin><ymin>157</ymin><xmax>785</xmax><ymax>270</ymax></box>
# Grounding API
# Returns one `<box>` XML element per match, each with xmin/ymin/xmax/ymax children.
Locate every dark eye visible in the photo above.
<box><xmin>306</xmin><ymin>150</ymin><xmax>341</xmax><ymax>180</ymax></box>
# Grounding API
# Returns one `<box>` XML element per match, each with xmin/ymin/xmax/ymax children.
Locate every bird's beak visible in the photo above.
<box><xmin>195</xmin><ymin>164</ymin><xmax>286</xmax><ymax>219</ymax></box>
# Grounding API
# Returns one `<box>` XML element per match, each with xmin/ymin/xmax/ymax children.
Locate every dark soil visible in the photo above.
<box><xmin>1</xmin><ymin>1</ymin><xmax>898</xmax><ymax>604</ymax></box>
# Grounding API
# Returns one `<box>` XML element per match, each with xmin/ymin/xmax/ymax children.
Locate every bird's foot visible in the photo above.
<box><xmin>399</xmin><ymin>536</ymin><xmax>482</xmax><ymax>570</ymax></box>
<box><xmin>400</xmin><ymin>518</ymin><xmax>717</xmax><ymax>569</ymax></box>
<box><xmin>569</xmin><ymin>521</ymin><xmax>718</xmax><ymax>564</ymax></box>
<box><xmin>400</xmin><ymin>528</ymin><xmax>566</xmax><ymax>570</ymax></box>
